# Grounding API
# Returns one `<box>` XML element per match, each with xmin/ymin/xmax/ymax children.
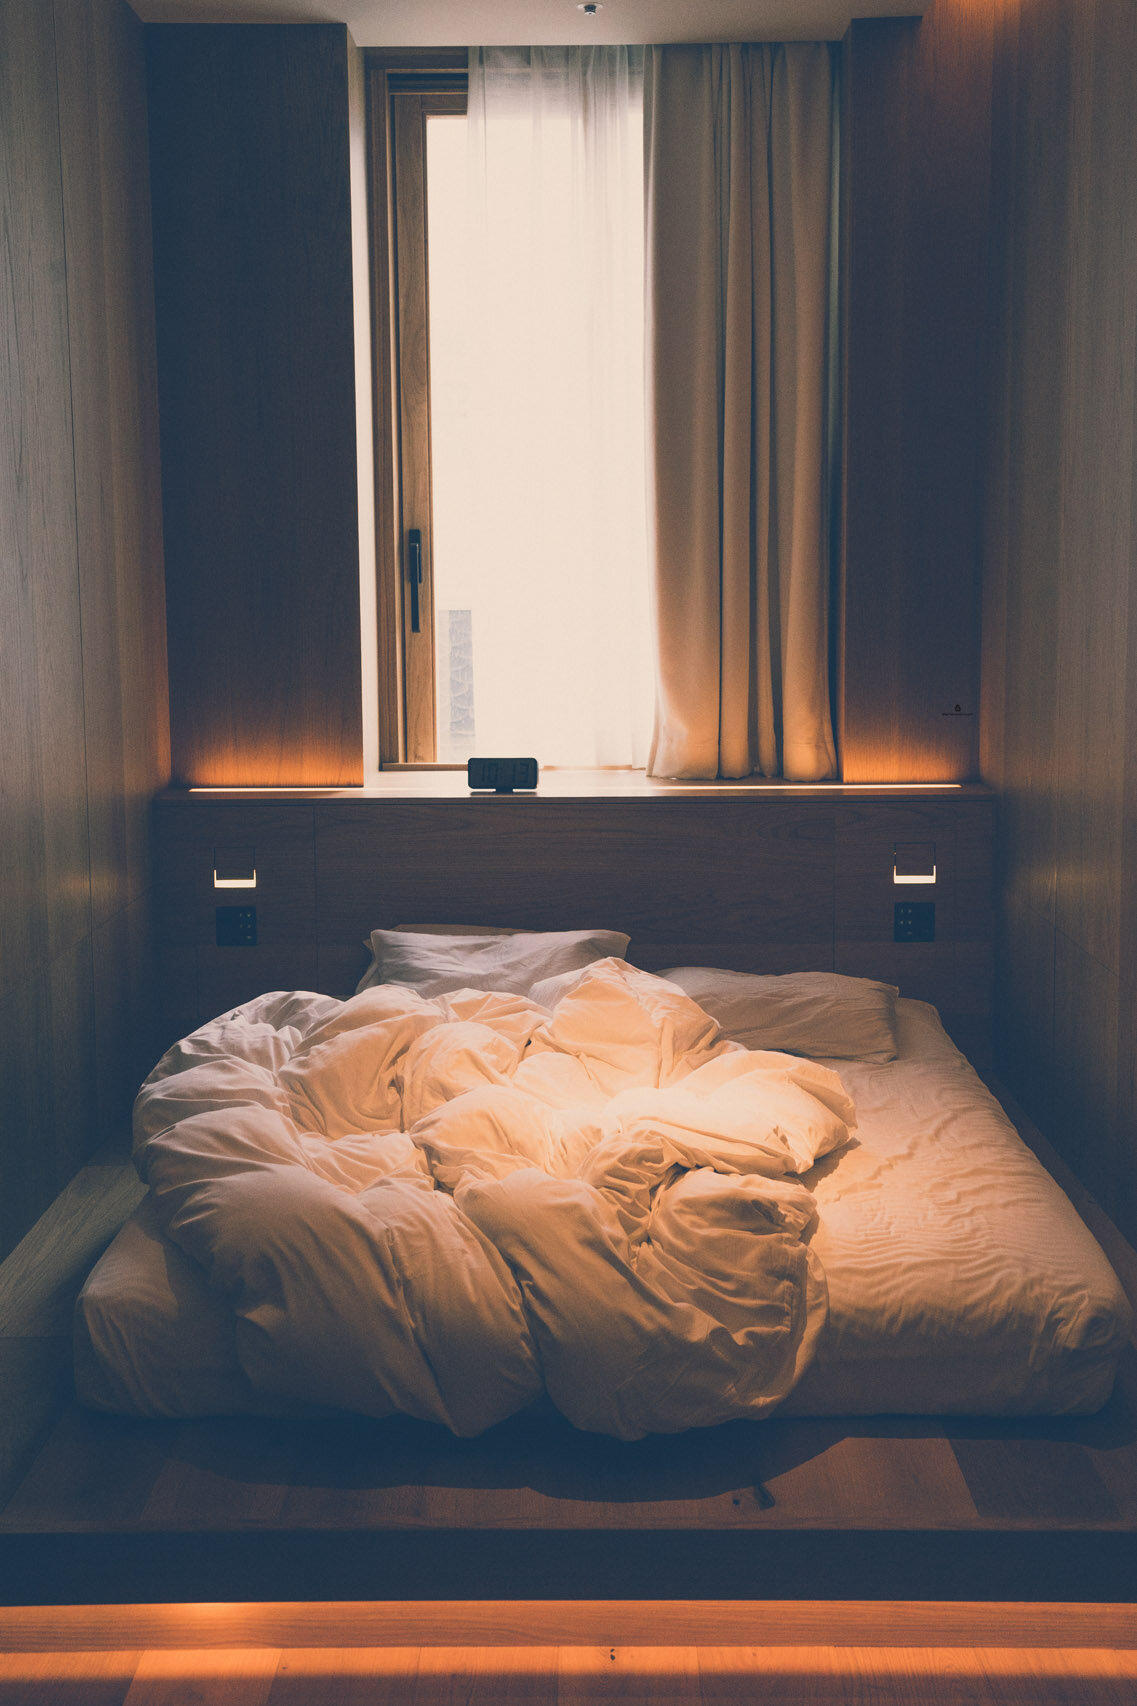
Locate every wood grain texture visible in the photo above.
<box><xmin>4</xmin><ymin>1600</ymin><xmax>1137</xmax><ymax>1654</ymax></box>
<box><xmin>151</xmin><ymin>793</ymin><xmax>995</xmax><ymax>1055</ymax></box>
<box><xmin>840</xmin><ymin>2</ymin><xmax>995</xmax><ymax>782</ymax></box>
<box><xmin>56</xmin><ymin>0</ymin><xmax>169</xmax><ymax>932</ymax></box>
<box><xmin>0</xmin><ymin>1150</ymin><xmax>1134</xmax><ymax>1609</ymax></box>
<box><xmin>0</xmin><ymin>1166</ymin><xmax>143</xmax><ymax>1341</ymax></box>
<box><xmin>369</xmin><ymin>66</ymin><xmax>406</xmax><ymax>767</ymax></box>
<box><xmin>5</xmin><ymin>1646</ymin><xmax>1137</xmax><ymax>1706</ymax></box>
<box><xmin>0</xmin><ymin>940</ymin><xmax>96</xmax><ymax>1264</ymax></box>
<box><xmin>314</xmin><ymin>799</ymin><xmax>838</xmax><ymax>951</ymax></box>
<box><xmin>392</xmin><ymin>92</ymin><xmax>439</xmax><ymax>764</ymax></box>
<box><xmin>981</xmin><ymin>0</ymin><xmax>1137</xmax><ymax>1242</ymax></box>
<box><xmin>153</xmin><ymin>805</ymin><xmax>317</xmax><ymax>950</ymax></box>
<box><xmin>0</xmin><ymin>1340</ymin><xmax>74</xmax><ymax>1515</ymax></box>
<box><xmin>0</xmin><ymin>0</ymin><xmax>90</xmax><ymax>1001</ymax></box>
<box><xmin>124</xmin><ymin>1648</ymin><xmax>279</xmax><ymax>1706</ymax></box>
<box><xmin>0</xmin><ymin>0</ymin><xmax>168</xmax><ymax>1262</ymax></box>
<box><xmin>92</xmin><ymin>890</ymin><xmax>161</xmax><ymax>1140</ymax></box>
<box><xmin>147</xmin><ymin>24</ymin><xmax>364</xmax><ymax>787</ymax></box>
<box><xmin>0</xmin><ymin>1647</ymin><xmax>140</xmax><ymax>1703</ymax></box>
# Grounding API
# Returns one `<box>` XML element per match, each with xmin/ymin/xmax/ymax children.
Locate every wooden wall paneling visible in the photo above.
<box><xmin>154</xmin><ymin>805</ymin><xmax>317</xmax><ymax>949</ymax></box>
<box><xmin>147</xmin><ymin>25</ymin><xmax>364</xmax><ymax>788</ymax></box>
<box><xmin>834</xmin><ymin>799</ymin><xmax>994</xmax><ymax>1061</ymax></box>
<box><xmin>90</xmin><ymin>0</ymin><xmax>169</xmax><ymax>912</ymax></box>
<box><xmin>1118</xmin><ymin>0</ymin><xmax>1137</xmax><ymax>1254</ymax></box>
<box><xmin>1</xmin><ymin>1</ymin><xmax>168</xmax><ymax>1255</ymax></box>
<box><xmin>44</xmin><ymin>942</ymin><xmax>100</xmax><ymax>1195</ymax></box>
<box><xmin>0</xmin><ymin>948</ymin><xmax>96</xmax><ymax>1261</ymax></box>
<box><xmin>955</xmin><ymin>797</ymin><xmax>996</xmax><ymax>945</ymax></box>
<box><xmin>836</xmin><ymin>801</ymin><xmax>961</xmax><ymax>947</ymax></box>
<box><xmin>154</xmin><ymin>948</ymin><xmax>204</xmax><ymax>1062</ymax></box>
<box><xmin>1051</xmin><ymin>931</ymin><xmax>1122</xmax><ymax>1220</ymax></box>
<box><xmin>840</xmin><ymin>3</ymin><xmax>995</xmax><ymax>782</ymax></box>
<box><xmin>55</xmin><ymin>0</ymin><xmax>169</xmax><ymax>933</ymax></box>
<box><xmin>976</xmin><ymin>1</ymin><xmax>1017</xmax><ymax>795</ymax></box>
<box><xmin>982</xmin><ymin>0</ymin><xmax>1137</xmax><ymax>1240</ymax></box>
<box><xmin>154</xmin><ymin>803</ymin><xmax>317</xmax><ymax>1045</ymax></box>
<box><xmin>54</xmin><ymin>0</ymin><xmax>127</xmax><ymax>930</ymax></box>
<box><xmin>990</xmin><ymin>0</ymin><xmax>1069</xmax><ymax>929</ymax></box>
<box><xmin>996</xmin><ymin>891</ymin><xmax>1055</xmax><ymax>1107</ymax></box>
<box><xmin>1051</xmin><ymin>0</ymin><xmax>1136</xmax><ymax>990</ymax></box>
<box><xmin>313</xmin><ymin>800</ymin><xmax>837</xmax><ymax>955</ymax></box>
<box><xmin>91</xmin><ymin>891</ymin><xmax>159</xmax><ymax>1138</ymax></box>
<box><xmin>314</xmin><ymin>943</ymin><xmax>367</xmax><ymax>1000</ymax></box>
<box><xmin>194</xmin><ymin>948</ymin><xmax>322</xmax><ymax>1029</ymax></box>
<box><xmin>155</xmin><ymin>794</ymin><xmax>995</xmax><ymax>1036</ymax></box>
<box><xmin>1114</xmin><ymin>977</ymin><xmax>1137</xmax><ymax>1248</ymax></box>
<box><xmin>0</xmin><ymin>0</ymin><xmax>91</xmax><ymax>1003</ymax></box>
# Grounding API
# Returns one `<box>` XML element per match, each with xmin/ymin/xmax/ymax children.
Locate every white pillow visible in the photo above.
<box><xmin>658</xmin><ymin>968</ymin><xmax>899</xmax><ymax>1062</ymax></box>
<box><xmin>356</xmin><ymin>927</ymin><xmax>631</xmax><ymax>998</ymax></box>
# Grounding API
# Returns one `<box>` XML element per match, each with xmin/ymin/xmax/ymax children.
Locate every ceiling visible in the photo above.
<box><xmin>130</xmin><ymin>0</ymin><xmax>933</xmax><ymax>46</ymax></box>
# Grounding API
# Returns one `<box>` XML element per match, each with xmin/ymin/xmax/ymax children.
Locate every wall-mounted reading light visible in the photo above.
<box><xmin>213</xmin><ymin>849</ymin><xmax>257</xmax><ymax>890</ymax></box>
<box><xmin>214</xmin><ymin>869</ymin><xmax>257</xmax><ymax>890</ymax></box>
<box><xmin>893</xmin><ymin>841</ymin><xmax>936</xmax><ymax>885</ymax></box>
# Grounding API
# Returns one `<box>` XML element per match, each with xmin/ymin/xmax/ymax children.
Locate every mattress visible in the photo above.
<box><xmin>75</xmin><ymin>998</ymin><xmax>1132</xmax><ymax>1420</ymax></box>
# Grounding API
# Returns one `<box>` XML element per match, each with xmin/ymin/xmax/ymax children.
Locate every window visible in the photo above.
<box><xmin>369</xmin><ymin>51</ymin><xmax>650</xmax><ymax>769</ymax></box>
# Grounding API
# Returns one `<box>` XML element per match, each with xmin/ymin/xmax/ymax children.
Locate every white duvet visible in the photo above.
<box><xmin>132</xmin><ymin>959</ymin><xmax>853</xmax><ymax>1439</ymax></box>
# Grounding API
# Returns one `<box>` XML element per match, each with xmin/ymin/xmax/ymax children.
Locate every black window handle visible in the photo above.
<box><xmin>407</xmin><ymin>529</ymin><xmax>423</xmax><ymax>633</ymax></box>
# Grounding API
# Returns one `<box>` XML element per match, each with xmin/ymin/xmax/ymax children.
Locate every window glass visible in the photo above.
<box><xmin>421</xmin><ymin>99</ymin><xmax>650</xmax><ymax>767</ymax></box>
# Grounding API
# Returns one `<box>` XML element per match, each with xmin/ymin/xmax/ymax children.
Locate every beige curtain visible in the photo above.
<box><xmin>645</xmin><ymin>44</ymin><xmax>838</xmax><ymax>781</ymax></box>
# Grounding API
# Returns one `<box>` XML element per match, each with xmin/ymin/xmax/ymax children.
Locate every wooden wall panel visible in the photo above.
<box><xmin>153</xmin><ymin>792</ymin><xmax>995</xmax><ymax>1065</ymax></box>
<box><xmin>58</xmin><ymin>0</ymin><xmax>170</xmax><ymax>930</ymax></box>
<box><xmin>982</xmin><ymin>0</ymin><xmax>1137</xmax><ymax>1239</ymax></box>
<box><xmin>316</xmin><ymin>800</ymin><xmax>837</xmax><ymax>953</ymax></box>
<box><xmin>0</xmin><ymin>945</ymin><xmax>97</xmax><ymax>1261</ymax></box>
<box><xmin>0</xmin><ymin>1</ymin><xmax>90</xmax><ymax>1002</ymax></box>
<box><xmin>840</xmin><ymin>2</ymin><xmax>995</xmax><ymax>782</ymax></box>
<box><xmin>0</xmin><ymin>0</ymin><xmax>169</xmax><ymax>1260</ymax></box>
<box><xmin>147</xmin><ymin>24</ymin><xmax>364</xmax><ymax>788</ymax></box>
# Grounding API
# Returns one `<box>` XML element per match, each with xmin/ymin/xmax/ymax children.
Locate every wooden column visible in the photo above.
<box><xmin>839</xmin><ymin>1</ymin><xmax>996</xmax><ymax>783</ymax></box>
<box><xmin>147</xmin><ymin>24</ymin><xmax>365</xmax><ymax>787</ymax></box>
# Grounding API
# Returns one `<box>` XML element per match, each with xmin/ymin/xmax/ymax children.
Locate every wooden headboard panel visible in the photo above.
<box><xmin>154</xmin><ymin>787</ymin><xmax>995</xmax><ymax>1065</ymax></box>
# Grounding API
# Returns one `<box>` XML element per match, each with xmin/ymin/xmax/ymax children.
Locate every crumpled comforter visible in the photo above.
<box><xmin>133</xmin><ymin>959</ymin><xmax>856</xmax><ymax>1439</ymax></box>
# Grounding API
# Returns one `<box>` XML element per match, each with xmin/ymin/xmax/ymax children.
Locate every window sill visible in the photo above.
<box><xmin>167</xmin><ymin>770</ymin><xmax>988</xmax><ymax>803</ymax></box>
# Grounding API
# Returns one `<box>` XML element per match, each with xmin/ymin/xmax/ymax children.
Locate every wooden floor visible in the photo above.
<box><xmin>5</xmin><ymin>1640</ymin><xmax>1137</xmax><ymax>1704</ymax></box>
<box><xmin>1</xmin><ymin>1090</ymin><xmax>1137</xmax><ymax>1698</ymax></box>
<box><xmin>0</xmin><ymin>1086</ymin><xmax>1136</xmax><ymax>1606</ymax></box>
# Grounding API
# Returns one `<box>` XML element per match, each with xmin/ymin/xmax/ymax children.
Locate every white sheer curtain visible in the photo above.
<box><xmin>431</xmin><ymin>47</ymin><xmax>649</xmax><ymax>767</ymax></box>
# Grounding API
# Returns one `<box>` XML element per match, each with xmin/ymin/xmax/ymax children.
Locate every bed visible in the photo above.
<box><xmin>75</xmin><ymin>929</ymin><xmax>1132</xmax><ymax>1430</ymax></box>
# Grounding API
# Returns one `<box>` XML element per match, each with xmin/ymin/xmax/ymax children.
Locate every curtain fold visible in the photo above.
<box><xmin>644</xmin><ymin>44</ymin><xmax>838</xmax><ymax>781</ymax></box>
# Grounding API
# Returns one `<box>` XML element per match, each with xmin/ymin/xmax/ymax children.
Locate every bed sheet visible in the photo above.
<box><xmin>75</xmin><ymin>998</ymin><xmax>1132</xmax><ymax>1420</ymax></box>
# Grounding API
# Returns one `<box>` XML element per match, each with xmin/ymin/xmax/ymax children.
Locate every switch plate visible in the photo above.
<box><xmin>216</xmin><ymin>905</ymin><xmax>257</xmax><ymax>947</ymax></box>
<box><xmin>894</xmin><ymin>900</ymin><xmax>935</xmax><ymax>943</ymax></box>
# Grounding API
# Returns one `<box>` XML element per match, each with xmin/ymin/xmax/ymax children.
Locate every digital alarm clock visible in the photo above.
<box><xmin>466</xmin><ymin>757</ymin><xmax>539</xmax><ymax>794</ymax></box>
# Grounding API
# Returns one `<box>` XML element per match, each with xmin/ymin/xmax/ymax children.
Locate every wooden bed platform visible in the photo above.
<box><xmin>1</xmin><ymin>1085</ymin><xmax>1135</xmax><ymax>1611</ymax></box>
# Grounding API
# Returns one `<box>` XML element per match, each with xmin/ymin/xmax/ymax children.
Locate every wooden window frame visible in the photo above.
<box><xmin>367</xmin><ymin>53</ymin><xmax>468</xmax><ymax>766</ymax></box>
